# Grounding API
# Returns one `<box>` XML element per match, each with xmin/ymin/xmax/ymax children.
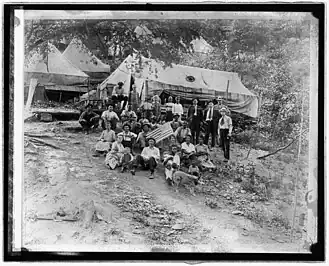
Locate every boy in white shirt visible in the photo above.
<box><xmin>218</xmin><ymin>107</ymin><xmax>233</xmax><ymax>161</ymax></box>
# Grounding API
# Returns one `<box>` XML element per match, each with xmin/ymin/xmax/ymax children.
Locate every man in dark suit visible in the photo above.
<box><xmin>204</xmin><ymin>100</ymin><xmax>220</xmax><ymax>150</ymax></box>
<box><xmin>187</xmin><ymin>98</ymin><xmax>203</xmax><ymax>145</ymax></box>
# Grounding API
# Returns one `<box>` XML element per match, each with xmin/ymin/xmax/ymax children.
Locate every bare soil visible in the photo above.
<box><xmin>23</xmin><ymin>121</ymin><xmax>309</xmax><ymax>253</ymax></box>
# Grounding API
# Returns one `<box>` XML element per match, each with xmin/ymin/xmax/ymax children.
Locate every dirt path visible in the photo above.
<box><xmin>23</xmin><ymin>122</ymin><xmax>306</xmax><ymax>253</ymax></box>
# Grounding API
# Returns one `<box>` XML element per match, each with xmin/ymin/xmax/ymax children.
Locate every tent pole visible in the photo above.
<box><xmin>87</xmin><ymin>78</ymin><xmax>90</xmax><ymax>102</ymax></box>
<box><xmin>226</xmin><ymin>80</ymin><xmax>230</xmax><ymax>103</ymax></box>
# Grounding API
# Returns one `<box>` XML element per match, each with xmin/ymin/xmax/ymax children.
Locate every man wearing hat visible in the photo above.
<box><xmin>141</xmin><ymin>96</ymin><xmax>153</xmax><ymax>121</ymax></box>
<box><xmin>204</xmin><ymin>100</ymin><xmax>220</xmax><ymax>150</ymax></box>
<box><xmin>218</xmin><ymin>107</ymin><xmax>233</xmax><ymax>161</ymax></box>
<box><xmin>117</xmin><ymin>122</ymin><xmax>137</xmax><ymax>150</ymax></box>
<box><xmin>187</xmin><ymin>98</ymin><xmax>203</xmax><ymax>145</ymax></box>
<box><xmin>132</xmin><ymin>137</ymin><xmax>160</xmax><ymax>178</ymax></box>
<box><xmin>79</xmin><ymin>104</ymin><xmax>100</xmax><ymax>134</ymax></box>
<box><xmin>174</xmin><ymin>120</ymin><xmax>191</xmax><ymax>144</ymax></box>
<box><xmin>136</xmin><ymin>121</ymin><xmax>151</xmax><ymax>150</ymax></box>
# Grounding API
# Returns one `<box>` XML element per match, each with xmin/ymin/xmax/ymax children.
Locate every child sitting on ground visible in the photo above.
<box><xmin>188</xmin><ymin>161</ymin><xmax>201</xmax><ymax>185</ymax></box>
<box><xmin>120</xmin><ymin>147</ymin><xmax>134</xmax><ymax>173</ymax></box>
<box><xmin>163</xmin><ymin>145</ymin><xmax>180</xmax><ymax>185</ymax></box>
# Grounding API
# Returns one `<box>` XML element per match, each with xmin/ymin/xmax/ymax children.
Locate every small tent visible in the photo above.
<box><xmin>24</xmin><ymin>44</ymin><xmax>89</xmax><ymax>102</ymax></box>
<box><xmin>25</xmin><ymin>43</ymin><xmax>89</xmax><ymax>86</ymax></box>
<box><xmin>100</xmin><ymin>54</ymin><xmax>258</xmax><ymax>118</ymax></box>
<box><xmin>63</xmin><ymin>38</ymin><xmax>111</xmax><ymax>83</ymax></box>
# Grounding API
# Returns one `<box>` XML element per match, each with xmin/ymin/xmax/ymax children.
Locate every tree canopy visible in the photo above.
<box><xmin>25</xmin><ymin>18</ymin><xmax>311</xmax><ymax>146</ymax></box>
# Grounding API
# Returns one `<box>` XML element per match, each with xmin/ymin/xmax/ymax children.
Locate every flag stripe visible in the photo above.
<box><xmin>145</xmin><ymin>122</ymin><xmax>173</xmax><ymax>143</ymax></box>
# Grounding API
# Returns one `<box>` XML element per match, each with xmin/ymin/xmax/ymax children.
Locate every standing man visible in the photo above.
<box><xmin>152</xmin><ymin>95</ymin><xmax>162</xmax><ymax>122</ymax></box>
<box><xmin>187</xmin><ymin>98</ymin><xmax>203</xmax><ymax>145</ymax></box>
<box><xmin>204</xmin><ymin>101</ymin><xmax>220</xmax><ymax>150</ymax></box>
<box><xmin>141</xmin><ymin>96</ymin><xmax>153</xmax><ymax>121</ymax></box>
<box><xmin>130</xmin><ymin>84</ymin><xmax>140</xmax><ymax>112</ymax></box>
<box><xmin>173</xmin><ymin>96</ymin><xmax>184</xmax><ymax>120</ymax></box>
<box><xmin>112</xmin><ymin>82</ymin><xmax>129</xmax><ymax>111</ymax></box>
<box><xmin>218</xmin><ymin>107</ymin><xmax>233</xmax><ymax>162</ymax></box>
<box><xmin>165</xmin><ymin>96</ymin><xmax>175</xmax><ymax>122</ymax></box>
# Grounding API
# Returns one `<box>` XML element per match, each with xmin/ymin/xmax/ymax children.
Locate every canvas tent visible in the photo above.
<box><xmin>25</xmin><ymin>43</ymin><xmax>89</xmax><ymax>86</ymax></box>
<box><xmin>24</xmin><ymin>44</ymin><xmax>89</xmax><ymax>102</ymax></box>
<box><xmin>63</xmin><ymin>38</ymin><xmax>111</xmax><ymax>83</ymax></box>
<box><xmin>99</xmin><ymin>54</ymin><xmax>258</xmax><ymax>118</ymax></box>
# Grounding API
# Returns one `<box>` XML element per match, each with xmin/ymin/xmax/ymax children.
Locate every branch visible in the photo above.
<box><xmin>27</xmin><ymin>137</ymin><xmax>62</xmax><ymax>150</ymax></box>
<box><xmin>257</xmin><ymin>129</ymin><xmax>307</xmax><ymax>159</ymax></box>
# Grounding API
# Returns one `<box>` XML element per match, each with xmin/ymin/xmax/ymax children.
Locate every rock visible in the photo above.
<box><xmin>226</xmin><ymin>196</ymin><xmax>231</xmax><ymax>200</ymax></box>
<box><xmin>223</xmin><ymin>194</ymin><xmax>228</xmax><ymax>197</ymax></box>
<box><xmin>172</xmin><ymin>223</ymin><xmax>184</xmax><ymax>230</ymax></box>
<box><xmin>232</xmin><ymin>210</ymin><xmax>244</xmax><ymax>215</ymax></box>
<box><xmin>229</xmin><ymin>185</ymin><xmax>233</xmax><ymax>189</ymax></box>
<box><xmin>72</xmin><ymin>141</ymin><xmax>81</xmax><ymax>144</ymax></box>
<box><xmin>240</xmin><ymin>190</ymin><xmax>246</xmax><ymax>194</ymax></box>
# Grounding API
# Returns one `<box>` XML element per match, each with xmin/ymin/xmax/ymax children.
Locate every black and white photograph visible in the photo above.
<box><xmin>5</xmin><ymin>4</ymin><xmax>323</xmax><ymax>260</ymax></box>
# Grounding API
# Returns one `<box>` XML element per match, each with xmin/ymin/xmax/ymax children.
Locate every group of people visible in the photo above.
<box><xmin>78</xmin><ymin>83</ymin><xmax>233</xmax><ymax>184</ymax></box>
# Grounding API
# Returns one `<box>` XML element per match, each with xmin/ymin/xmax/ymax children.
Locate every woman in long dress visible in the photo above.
<box><xmin>95</xmin><ymin>124</ymin><xmax>116</xmax><ymax>155</ymax></box>
<box><xmin>195</xmin><ymin>136</ymin><xmax>216</xmax><ymax>171</ymax></box>
<box><xmin>105</xmin><ymin>135</ymin><xmax>126</xmax><ymax>170</ymax></box>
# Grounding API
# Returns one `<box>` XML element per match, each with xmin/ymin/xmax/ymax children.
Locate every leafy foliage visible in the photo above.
<box><xmin>25</xmin><ymin>18</ymin><xmax>311</xmax><ymax>147</ymax></box>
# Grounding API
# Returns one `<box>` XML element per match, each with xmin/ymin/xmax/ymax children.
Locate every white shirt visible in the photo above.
<box><xmin>193</xmin><ymin>105</ymin><xmax>198</xmax><ymax>116</ymax></box>
<box><xmin>206</xmin><ymin>107</ymin><xmax>214</xmax><ymax>121</ymax></box>
<box><xmin>181</xmin><ymin>142</ymin><xmax>196</xmax><ymax>153</ymax></box>
<box><xmin>118</xmin><ymin>131</ymin><xmax>137</xmax><ymax>142</ymax></box>
<box><xmin>166</xmin><ymin>102</ymin><xmax>174</xmax><ymax>112</ymax></box>
<box><xmin>218</xmin><ymin>115</ymin><xmax>233</xmax><ymax>135</ymax></box>
<box><xmin>173</xmin><ymin>103</ymin><xmax>184</xmax><ymax>116</ymax></box>
<box><xmin>141</xmin><ymin>146</ymin><xmax>160</xmax><ymax>162</ymax></box>
<box><xmin>101</xmin><ymin>110</ymin><xmax>119</xmax><ymax>122</ymax></box>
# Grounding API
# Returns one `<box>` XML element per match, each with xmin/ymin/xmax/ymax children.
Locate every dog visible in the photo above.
<box><xmin>172</xmin><ymin>170</ymin><xmax>199</xmax><ymax>196</ymax></box>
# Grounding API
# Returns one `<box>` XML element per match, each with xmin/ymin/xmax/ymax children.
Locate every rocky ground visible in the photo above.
<box><xmin>23</xmin><ymin>120</ymin><xmax>310</xmax><ymax>253</ymax></box>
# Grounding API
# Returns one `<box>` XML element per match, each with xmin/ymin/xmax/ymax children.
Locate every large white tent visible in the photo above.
<box><xmin>100</xmin><ymin>54</ymin><xmax>259</xmax><ymax>118</ymax></box>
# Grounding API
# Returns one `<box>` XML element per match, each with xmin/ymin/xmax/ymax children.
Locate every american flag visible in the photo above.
<box><xmin>146</xmin><ymin>122</ymin><xmax>173</xmax><ymax>143</ymax></box>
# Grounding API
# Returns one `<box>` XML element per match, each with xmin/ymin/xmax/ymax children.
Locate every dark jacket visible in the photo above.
<box><xmin>188</xmin><ymin>105</ymin><xmax>203</xmax><ymax>124</ymax></box>
<box><xmin>203</xmin><ymin>107</ymin><xmax>220</xmax><ymax>123</ymax></box>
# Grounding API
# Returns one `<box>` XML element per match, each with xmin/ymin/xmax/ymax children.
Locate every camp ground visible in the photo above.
<box><xmin>20</xmin><ymin>14</ymin><xmax>316</xmax><ymax>256</ymax></box>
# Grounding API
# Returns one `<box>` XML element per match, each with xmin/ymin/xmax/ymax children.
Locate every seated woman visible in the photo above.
<box><xmin>171</xmin><ymin>114</ymin><xmax>182</xmax><ymax>132</ymax></box>
<box><xmin>174</xmin><ymin>121</ymin><xmax>192</xmax><ymax>144</ymax></box>
<box><xmin>105</xmin><ymin>135</ymin><xmax>125</xmax><ymax>170</ymax></box>
<box><xmin>180</xmin><ymin>134</ymin><xmax>196</xmax><ymax>166</ymax></box>
<box><xmin>132</xmin><ymin>137</ymin><xmax>160</xmax><ymax>179</ymax></box>
<box><xmin>163</xmin><ymin>145</ymin><xmax>180</xmax><ymax>185</ymax></box>
<box><xmin>117</xmin><ymin>122</ymin><xmax>137</xmax><ymax>151</ymax></box>
<box><xmin>94</xmin><ymin>123</ymin><xmax>116</xmax><ymax>156</ymax></box>
<box><xmin>195</xmin><ymin>136</ymin><xmax>216</xmax><ymax>171</ymax></box>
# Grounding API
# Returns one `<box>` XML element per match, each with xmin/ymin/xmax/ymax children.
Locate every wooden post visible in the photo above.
<box><xmin>226</xmin><ymin>79</ymin><xmax>230</xmax><ymax>103</ymax></box>
<box><xmin>87</xmin><ymin>78</ymin><xmax>90</xmax><ymax>101</ymax></box>
<box><xmin>59</xmin><ymin>91</ymin><xmax>62</xmax><ymax>103</ymax></box>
